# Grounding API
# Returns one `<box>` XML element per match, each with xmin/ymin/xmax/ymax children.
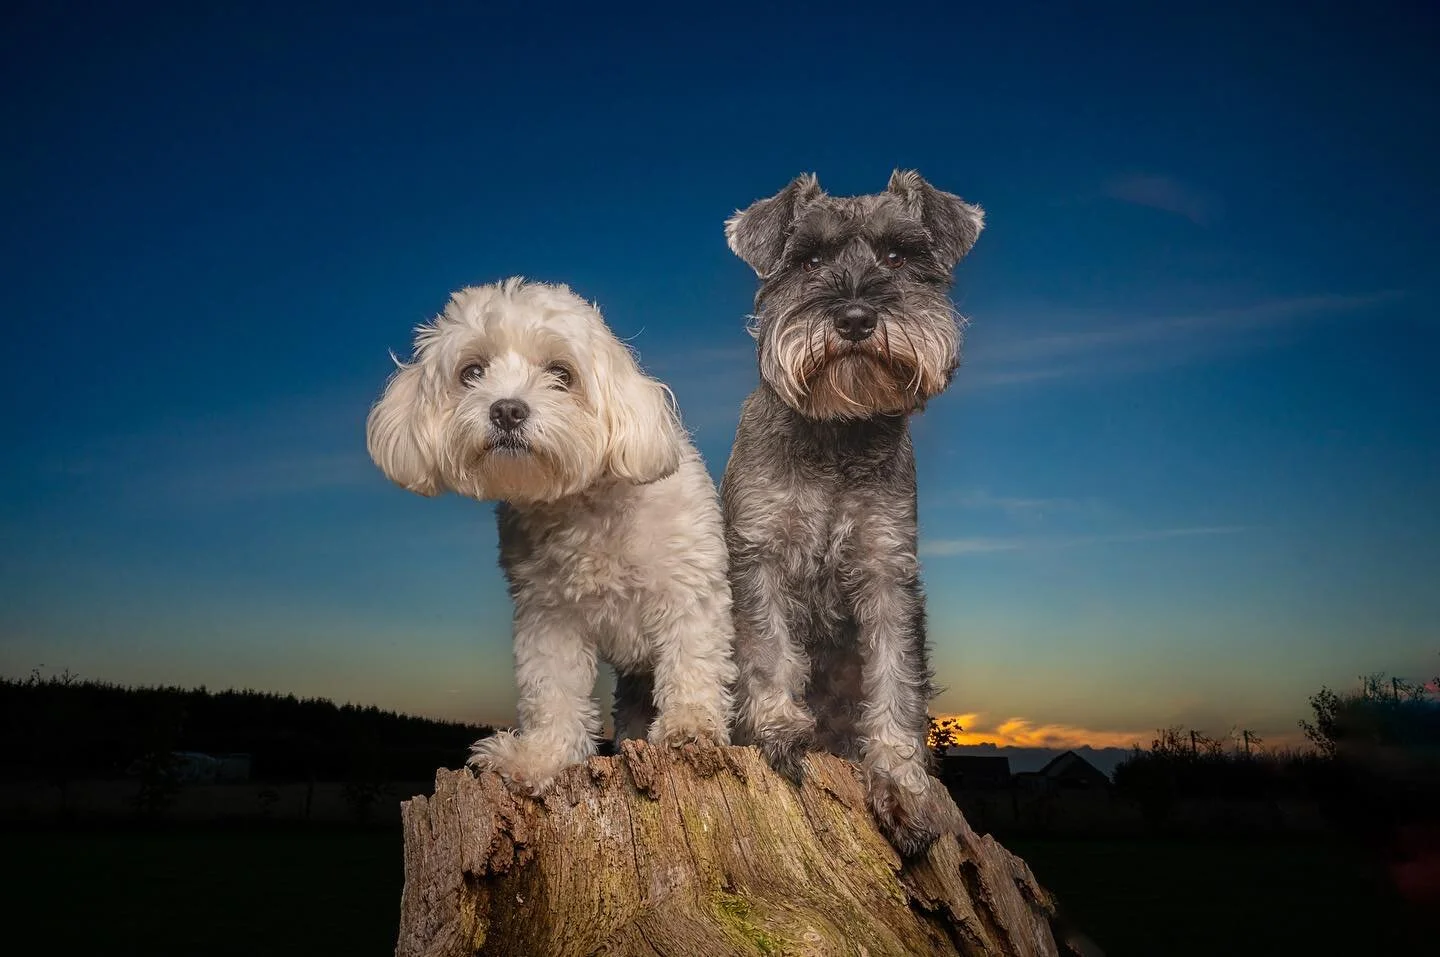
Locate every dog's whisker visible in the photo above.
<box><xmin>805</xmin><ymin>313</ymin><xmax>824</xmax><ymax>391</ymax></box>
<box><xmin>891</xmin><ymin>302</ymin><xmax>926</xmax><ymax>395</ymax></box>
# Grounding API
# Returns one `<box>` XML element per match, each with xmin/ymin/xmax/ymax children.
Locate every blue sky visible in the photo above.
<box><xmin>2</xmin><ymin>1</ymin><xmax>1436</xmax><ymax>748</ymax></box>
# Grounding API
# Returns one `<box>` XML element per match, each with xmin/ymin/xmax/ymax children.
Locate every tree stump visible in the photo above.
<box><xmin>396</xmin><ymin>741</ymin><xmax>1102</xmax><ymax>956</ymax></box>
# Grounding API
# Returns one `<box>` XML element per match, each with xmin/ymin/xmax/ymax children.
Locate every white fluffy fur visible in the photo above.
<box><xmin>366</xmin><ymin>278</ymin><xmax>736</xmax><ymax>794</ymax></box>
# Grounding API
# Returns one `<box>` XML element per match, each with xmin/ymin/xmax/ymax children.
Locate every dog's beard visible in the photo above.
<box><xmin>803</xmin><ymin>350</ymin><xmax>921</xmax><ymax>420</ymax></box>
<box><xmin>438</xmin><ymin>403</ymin><xmax>607</xmax><ymax>505</ymax></box>
<box><xmin>759</xmin><ymin>301</ymin><xmax>960</xmax><ymax>421</ymax></box>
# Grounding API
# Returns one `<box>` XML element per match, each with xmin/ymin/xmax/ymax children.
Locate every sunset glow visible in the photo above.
<box><xmin>930</xmin><ymin>713</ymin><xmax>1150</xmax><ymax>751</ymax></box>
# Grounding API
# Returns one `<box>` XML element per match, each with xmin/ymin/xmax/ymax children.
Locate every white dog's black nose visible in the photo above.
<box><xmin>834</xmin><ymin>304</ymin><xmax>878</xmax><ymax>342</ymax></box>
<box><xmin>489</xmin><ymin>398</ymin><xmax>530</xmax><ymax>431</ymax></box>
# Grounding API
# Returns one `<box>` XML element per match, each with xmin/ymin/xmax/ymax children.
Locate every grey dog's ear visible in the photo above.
<box><xmin>887</xmin><ymin>169</ymin><xmax>984</xmax><ymax>270</ymax></box>
<box><xmin>724</xmin><ymin>173</ymin><xmax>825</xmax><ymax>277</ymax></box>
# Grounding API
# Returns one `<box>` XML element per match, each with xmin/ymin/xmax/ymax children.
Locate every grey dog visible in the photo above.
<box><xmin>721</xmin><ymin>170</ymin><xmax>983</xmax><ymax>856</ymax></box>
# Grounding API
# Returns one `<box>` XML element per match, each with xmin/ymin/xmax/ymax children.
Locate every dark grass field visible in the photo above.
<box><xmin>1009</xmin><ymin>835</ymin><xmax>1422</xmax><ymax>956</ymax></box>
<box><xmin>5</xmin><ymin>825</ymin><xmax>1423</xmax><ymax>955</ymax></box>
<box><xmin>6</xmin><ymin>824</ymin><xmax>403</xmax><ymax>956</ymax></box>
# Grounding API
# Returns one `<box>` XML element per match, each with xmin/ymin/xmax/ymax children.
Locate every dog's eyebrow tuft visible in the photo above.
<box><xmin>871</xmin><ymin>224</ymin><xmax>932</xmax><ymax>253</ymax></box>
<box><xmin>789</xmin><ymin>217</ymin><xmax>855</xmax><ymax>257</ymax></box>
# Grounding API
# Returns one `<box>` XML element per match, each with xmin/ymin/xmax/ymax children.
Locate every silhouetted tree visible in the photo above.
<box><xmin>926</xmin><ymin>714</ymin><xmax>964</xmax><ymax>764</ymax></box>
<box><xmin>1300</xmin><ymin>686</ymin><xmax>1345</xmax><ymax>757</ymax></box>
<box><xmin>1113</xmin><ymin>725</ymin><xmax>1301</xmax><ymax>829</ymax></box>
<box><xmin>1296</xmin><ymin>671</ymin><xmax>1440</xmax><ymax>840</ymax></box>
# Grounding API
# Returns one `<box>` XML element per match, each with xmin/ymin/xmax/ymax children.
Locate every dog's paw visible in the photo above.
<box><xmin>755</xmin><ymin>712</ymin><xmax>816</xmax><ymax>786</ymax></box>
<box><xmin>866</xmin><ymin>773</ymin><xmax>953</xmax><ymax>858</ymax></box>
<box><xmin>466</xmin><ymin>731</ymin><xmax>570</xmax><ymax>797</ymax></box>
<box><xmin>649</xmin><ymin>705</ymin><xmax>731</xmax><ymax>778</ymax></box>
<box><xmin>648</xmin><ymin>703</ymin><xmax>729</xmax><ymax>750</ymax></box>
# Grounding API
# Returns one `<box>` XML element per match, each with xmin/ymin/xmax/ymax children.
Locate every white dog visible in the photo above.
<box><xmin>366</xmin><ymin>278</ymin><xmax>736</xmax><ymax>794</ymax></box>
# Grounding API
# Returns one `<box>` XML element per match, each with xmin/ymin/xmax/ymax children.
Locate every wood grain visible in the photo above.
<box><xmin>396</xmin><ymin>741</ymin><xmax>1100</xmax><ymax>957</ymax></box>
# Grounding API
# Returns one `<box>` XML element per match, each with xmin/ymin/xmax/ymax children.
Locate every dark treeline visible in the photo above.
<box><xmin>1</xmin><ymin>672</ymin><xmax>496</xmax><ymax>784</ymax></box>
<box><xmin>1113</xmin><ymin>728</ymin><xmax>1332</xmax><ymax>824</ymax></box>
<box><xmin>1113</xmin><ymin>670</ymin><xmax>1440</xmax><ymax>845</ymax></box>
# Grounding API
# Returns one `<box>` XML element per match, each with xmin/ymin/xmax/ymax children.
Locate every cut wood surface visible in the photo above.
<box><xmin>396</xmin><ymin>741</ymin><xmax>1102</xmax><ymax>957</ymax></box>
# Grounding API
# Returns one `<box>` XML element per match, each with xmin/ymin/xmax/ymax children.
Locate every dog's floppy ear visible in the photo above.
<box><xmin>366</xmin><ymin>358</ymin><xmax>444</xmax><ymax>497</ymax></box>
<box><xmin>725</xmin><ymin>173</ymin><xmax>825</xmax><ymax>277</ymax></box>
<box><xmin>887</xmin><ymin>169</ymin><xmax>984</xmax><ymax>270</ymax></box>
<box><xmin>591</xmin><ymin>332</ymin><xmax>685</xmax><ymax>486</ymax></box>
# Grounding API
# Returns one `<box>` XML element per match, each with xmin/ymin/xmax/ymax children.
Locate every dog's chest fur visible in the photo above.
<box><xmin>723</xmin><ymin>386</ymin><xmax>919</xmax><ymax>642</ymax></box>
<box><xmin>496</xmin><ymin>450</ymin><xmax>729</xmax><ymax>667</ymax></box>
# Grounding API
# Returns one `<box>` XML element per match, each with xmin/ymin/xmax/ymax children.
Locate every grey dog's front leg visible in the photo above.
<box><xmin>729</xmin><ymin>551</ymin><xmax>816</xmax><ymax>783</ymax></box>
<box><xmin>856</xmin><ymin>583</ymin><xmax>948</xmax><ymax>856</ymax></box>
<box><xmin>845</xmin><ymin>506</ymin><xmax>947</xmax><ymax>856</ymax></box>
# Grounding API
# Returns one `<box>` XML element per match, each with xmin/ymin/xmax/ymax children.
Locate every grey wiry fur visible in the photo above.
<box><xmin>721</xmin><ymin>170</ymin><xmax>983</xmax><ymax>857</ymax></box>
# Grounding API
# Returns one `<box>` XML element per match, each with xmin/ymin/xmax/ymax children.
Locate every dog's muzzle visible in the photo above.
<box><xmin>486</xmin><ymin>399</ymin><xmax>531</xmax><ymax>453</ymax></box>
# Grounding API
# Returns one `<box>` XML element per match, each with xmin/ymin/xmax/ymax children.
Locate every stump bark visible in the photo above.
<box><xmin>396</xmin><ymin>741</ymin><xmax>1101</xmax><ymax>956</ymax></box>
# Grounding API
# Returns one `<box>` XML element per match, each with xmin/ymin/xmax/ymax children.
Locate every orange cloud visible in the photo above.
<box><xmin>930</xmin><ymin>713</ymin><xmax>1148</xmax><ymax>751</ymax></box>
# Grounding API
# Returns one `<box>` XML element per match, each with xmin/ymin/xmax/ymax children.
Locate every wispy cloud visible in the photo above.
<box><xmin>947</xmin><ymin>489</ymin><xmax>1114</xmax><ymax>522</ymax></box>
<box><xmin>645</xmin><ymin>346</ymin><xmax>755</xmax><ymax>374</ymax></box>
<box><xmin>1103</xmin><ymin>172</ymin><xmax>1217</xmax><ymax>225</ymax></box>
<box><xmin>921</xmin><ymin>525</ymin><xmax>1248</xmax><ymax>558</ymax></box>
<box><xmin>964</xmin><ymin>291</ymin><xmax>1401</xmax><ymax>389</ymax></box>
<box><xmin>921</xmin><ymin>537</ymin><xmax>1032</xmax><ymax>557</ymax></box>
<box><xmin>641</xmin><ymin>291</ymin><xmax>1402</xmax><ymax>400</ymax></box>
<box><xmin>645</xmin><ymin>346</ymin><xmax>758</xmax><ymax>438</ymax></box>
<box><xmin>934</xmin><ymin>712</ymin><xmax>1148</xmax><ymax>750</ymax></box>
<box><xmin>30</xmin><ymin>388</ymin><xmax>382</xmax><ymax>507</ymax></box>
<box><xmin>957</xmin><ymin>366</ymin><xmax>1071</xmax><ymax>388</ymax></box>
<box><xmin>986</xmin><ymin>293</ymin><xmax>1395</xmax><ymax>365</ymax></box>
<box><xmin>160</xmin><ymin>450</ymin><xmax>376</xmax><ymax>504</ymax></box>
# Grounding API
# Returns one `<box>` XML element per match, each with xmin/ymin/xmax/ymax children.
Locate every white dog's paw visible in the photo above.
<box><xmin>466</xmin><ymin>731</ymin><xmax>573</xmax><ymax>796</ymax></box>
<box><xmin>648</xmin><ymin>703</ymin><xmax>729</xmax><ymax>750</ymax></box>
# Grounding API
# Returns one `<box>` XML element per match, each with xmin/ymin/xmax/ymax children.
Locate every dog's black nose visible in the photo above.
<box><xmin>834</xmin><ymin>304</ymin><xmax>878</xmax><ymax>342</ymax></box>
<box><xmin>489</xmin><ymin>398</ymin><xmax>530</xmax><ymax>432</ymax></box>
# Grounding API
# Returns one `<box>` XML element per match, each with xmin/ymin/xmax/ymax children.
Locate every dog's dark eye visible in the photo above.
<box><xmin>547</xmin><ymin>364</ymin><xmax>573</xmax><ymax>389</ymax></box>
<box><xmin>802</xmin><ymin>254</ymin><xmax>823</xmax><ymax>272</ymax></box>
<box><xmin>882</xmin><ymin>251</ymin><xmax>906</xmax><ymax>269</ymax></box>
<box><xmin>459</xmin><ymin>363</ymin><xmax>486</xmax><ymax>385</ymax></box>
